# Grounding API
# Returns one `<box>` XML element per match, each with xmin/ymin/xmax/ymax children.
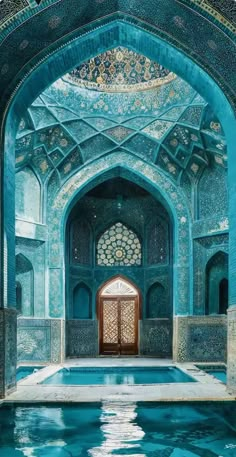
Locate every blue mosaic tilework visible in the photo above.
<box><xmin>66</xmin><ymin>320</ymin><xmax>98</xmax><ymax>357</ymax></box>
<box><xmin>140</xmin><ymin>319</ymin><xmax>172</xmax><ymax>357</ymax></box>
<box><xmin>175</xmin><ymin>316</ymin><xmax>227</xmax><ymax>362</ymax></box>
<box><xmin>17</xmin><ymin>318</ymin><xmax>62</xmax><ymax>363</ymax></box>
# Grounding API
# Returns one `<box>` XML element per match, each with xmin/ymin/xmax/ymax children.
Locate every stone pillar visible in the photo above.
<box><xmin>173</xmin><ymin>316</ymin><xmax>188</xmax><ymax>363</ymax></box>
<box><xmin>227</xmin><ymin>306</ymin><xmax>236</xmax><ymax>393</ymax></box>
<box><xmin>0</xmin><ymin>308</ymin><xmax>17</xmax><ymax>398</ymax></box>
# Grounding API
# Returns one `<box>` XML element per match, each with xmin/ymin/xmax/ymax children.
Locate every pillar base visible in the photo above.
<box><xmin>0</xmin><ymin>308</ymin><xmax>17</xmax><ymax>398</ymax></box>
<box><xmin>227</xmin><ymin>306</ymin><xmax>236</xmax><ymax>393</ymax></box>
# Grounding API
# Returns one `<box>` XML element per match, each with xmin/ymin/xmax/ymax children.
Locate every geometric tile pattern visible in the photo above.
<box><xmin>143</xmin><ymin>120</ymin><xmax>173</xmax><ymax>140</ymax></box>
<box><xmin>64</xmin><ymin>46</ymin><xmax>174</xmax><ymax>92</ymax></box>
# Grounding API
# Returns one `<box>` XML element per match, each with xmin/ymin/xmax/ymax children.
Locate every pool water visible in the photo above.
<box><xmin>16</xmin><ymin>366</ymin><xmax>44</xmax><ymax>382</ymax></box>
<box><xmin>0</xmin><ymin>401</ymin><xmax>236</xmax><ymax>456</ymax></box>
<box><xmin>196</xmin><ymin>365</ymin><xmax>227</xmax><ymax>384</ymax></box>
<box><xmin>207</xmin><ymin>369</ymin><xmax>227</xmax><ymax>383</ymax></box>
<box><xmin>42</xmin><ymin>366</ymin><xmax>196</xmax><ymax>385</ymax></box>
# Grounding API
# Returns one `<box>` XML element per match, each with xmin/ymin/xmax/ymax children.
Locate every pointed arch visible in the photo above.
<box><xmin>1</xmin><ymin>16</ymin><xmax>236</xmax><ymax>324</ymax></box>
<box><xmin>205</xmin><ymin>251</ymin><xmax>228</xmax><ymax>315</ymax></box>
<box><xmin>146</xmin><ymin>282</ymin><xmax>169</xmax><ymax>318</ymax></box>
<box><xmin>72</xmin><ymin>282</ymin><xmax>92</xmax><ymax>319</ymax></box>
<box><xmin>15</xmin><ymin>281</ymin><xmax>22</xmax><ymax>314</ymax></box>
<box><xmin>15</xmin><ymin>167</ymin><xmax>41</xmax><ymax>222</ymax></box>
<box><xmin>47</xmin><ymin>152</ymin><xmax>191</xmax><ymax>318</ymax></box>
<box><xmin>100</xmin><ymin>277</ymin><xmax>139</xmax><ymax>297</ymax></box>
<box><xmin>15</xmin><ymin>253</ymin><xmax>34</xmax><ymax>316</ymax></box>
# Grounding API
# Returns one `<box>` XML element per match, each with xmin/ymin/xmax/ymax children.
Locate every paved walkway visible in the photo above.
<box><xmin>5</xmin><ymin>358</ymin><xmax>235</xmax><ymax>403</ymax></box>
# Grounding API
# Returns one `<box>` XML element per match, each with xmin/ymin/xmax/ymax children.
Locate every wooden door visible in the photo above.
<box><xmin>100</xmin><ymin>296</ymin><xmax>138</xmax><ymax>355</ymax></box>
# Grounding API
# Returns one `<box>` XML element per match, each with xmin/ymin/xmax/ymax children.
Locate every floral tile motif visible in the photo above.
<box><xmin>104</xmin><ymin>126</ymin><xmax>134</xmax><ymax>143</ymax></box>
<box><xmin>142</xmin><ymin>120</ymin><xmax>173</xmax><ymax>140</ymax></box>
<box><xmin>179</xmin><ymin>106</ymin><xmax>203</xmax><ymax>127</ymax></box>
<box><xmin>0</xmin><ymin>0</ymin><xmax>27</xmax><ymax>25</ymax></box>
<box><xmin>64</xmin><ymin>46</ymin><xmax>175</xmax><ymax>92</ymax></box>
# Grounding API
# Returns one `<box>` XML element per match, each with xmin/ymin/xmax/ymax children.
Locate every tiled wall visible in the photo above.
<box><xmin>17</xmin><ymin>318</ymin><xmax>63</xmax><ymax>363</ymax></box>
<box><xmin>174</xmin><ymin>316</ymin><xmax>227</xmax><ymax>363</ymax></box>
<box><xmin>0</xmin><ymin>309</ymin><xmax>17</xmax><ymax>397</ymax></box>
<box><xmin>140</xmin><ymin>319</ymin><xmax>173</xmax><ymax>357</ymax></box>
<box><xmin>66</xmin><ymin>320</ymin><xmax>98</xmax><ymax>357</ymax></box>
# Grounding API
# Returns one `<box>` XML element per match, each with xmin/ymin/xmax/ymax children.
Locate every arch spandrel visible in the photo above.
<box><xmin>0</xmin><ymin>2</ymin><xmax>236</xmax><ymax>118</ymax></box>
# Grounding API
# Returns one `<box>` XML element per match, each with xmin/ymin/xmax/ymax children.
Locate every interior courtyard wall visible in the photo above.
<box><xmin>0</xmin><ymin>12</ymin><xmax>235</xmax><ymax>392</ymax></box>
<box><xmin>13</xmin><ymin>30</ymin><xmax>230</xmax><ymax>364</ymax></box>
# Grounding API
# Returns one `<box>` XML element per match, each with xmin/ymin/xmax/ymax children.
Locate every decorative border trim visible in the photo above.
<box><xmin>62</xmin><ymin>72</ymin><xmax>177</xmax><ymax>93</ymax></box>
<box><xmin>179</xmin><ymin>0</ymin><xmax>236</xmax><ymax>35</ymax></box>
<box><xmin>0</xmin><ymin>1</ymin><xmax>235</xmax><ymax>46</ymax></box>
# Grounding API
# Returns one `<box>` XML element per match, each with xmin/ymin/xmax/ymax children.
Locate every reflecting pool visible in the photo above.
<box><xmin>196</xmin><ymin>365</ymin><xmax>227</xmax><ymax>384</ymax></box>
<box><xmin>16</xmin><ymin>366</ymin><xmax>45</xmax><ymax>382</ymax></box>
<box><xmin>0</xmin><ymin>401</ymin><xmax>236</xmax><ymax>456</ymax></box>
<box><xmin>41</xmin><ymin>366</ymin><xmax>196</xmax><ymax>385</ymax></box>
<box><xmin>207</xmin><ymin>370</ymin><xmax>227</xmax><ymax>383</ymax></box>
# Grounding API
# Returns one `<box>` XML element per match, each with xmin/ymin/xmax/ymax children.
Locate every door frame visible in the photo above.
<box><xmin>97</xmin><ymin>276</ymin><xmax>141</xmax><ymax>355</ymax></box>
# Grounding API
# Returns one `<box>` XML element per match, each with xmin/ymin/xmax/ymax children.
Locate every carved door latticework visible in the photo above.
<box><xmin>103</xmin><ymin>300</ymin><xmax>119</xmax><ymax>345</ymax></box>
<box><xmin>99</xmin><ymin>277</ymin><xmax>139</xmax><ymax>355</ymax></box>
<box><xmin>101</xmin><ymin>297</ymin><xmax>138</xmax><ymax>355</ymax></box>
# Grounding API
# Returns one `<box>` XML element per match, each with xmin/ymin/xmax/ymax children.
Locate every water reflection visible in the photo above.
<box><xmin>1</xmin><ymin>401</ymin><xmax>236</xmax><ymax>456</ymax></box>
<box><xmin>89</xmin><ymin>401</ymin><xmax>145</xmax><ymax>457</ymax></box>
<box><xmin>104</xmin><ymin>374</ymin><xmax>135</xmax><ymax>384</ymax></box>
<box><xmin>14</xmin><ymin>407</ymin><xmax>66</xmax><ymax>456</ymax></box>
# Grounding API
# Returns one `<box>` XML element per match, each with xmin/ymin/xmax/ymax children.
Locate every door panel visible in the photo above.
<box><xmin>100</xmin><ymin>297</ymin><xmax>138</xmax><ymax>355</ymax></box>
<box><xmin>102</xmin><ymin>299</ymin><xmax>119</xmax><ymax>354</ymax></box>
<box><xmin>120</xmin><ymin>299</ymin><xmax>137</xmax><ymax>355</ymax></box>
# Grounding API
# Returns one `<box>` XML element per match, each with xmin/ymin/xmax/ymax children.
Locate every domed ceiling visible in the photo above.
<box><xmin>64</xmin><ymin>47</ymin><xmax>175</xmax><ymax>92</ymax></box>
<box><xmin>15</xmin><ymin>49</ymin><xmax>227</xmax><ymax>194</ymax></box>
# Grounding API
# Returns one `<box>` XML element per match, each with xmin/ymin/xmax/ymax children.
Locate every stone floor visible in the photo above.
<box><xmin>5</xmin><ymin>358</ymin><xmax>235</xmax><ymax>403</ymax></box>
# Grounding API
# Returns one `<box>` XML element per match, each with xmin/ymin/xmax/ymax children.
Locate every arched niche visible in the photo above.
<box><xmin>15</xmin><ymin>253</ymin><xmax>34</xmax><ymax>317</ymax></box>
<box><xmin>15</xmin><ymin>167</ymin><xmax>41</xmax><ymax>223</ymax></box>
<box><xmin>219</xmin><ymin>278</ymin><xmax>229</xmax><ymax>315</ymax></box>
<box><xmin>146</xmin><ymin>282</ymin><xmax>169</xmax><ymax>319</ymax></box>
<box><xmin>48</xmin><ymin>153</ymin><xmax>191</xmax><ymax>318</ymax></box>
<box><xmin>15</xmin><ymin>281</ymin><xmax>22</xmax><ymax>314</ymax></box>
<box><xmin>205</xmin><ymin>251</ymin><xmax>228</xmax><ymax>315</ymax></box>
<box><xmin>72</xmin><ymin>283</ymin><xmax>92</xmax><ymax>319</ymax></box>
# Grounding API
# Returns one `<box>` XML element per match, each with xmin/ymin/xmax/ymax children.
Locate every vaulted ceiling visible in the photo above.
<box><xmin>15</xmin><ymin>48</ymin><xmax>226</xmax><ymax>187</ymax></box>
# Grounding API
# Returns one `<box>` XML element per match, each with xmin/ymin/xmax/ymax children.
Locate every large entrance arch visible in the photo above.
<box><xmin>1</xmin><ymin>13</ymin><xmax>236</xmax><ymax>396</ymax></box>
<box><xmin>64</xmin><ymin>166</ymin><xmax>177</xmax><ymax>359</ymax></box>
<box><xmin>98</xmin><ymin>277</ymin><xmax>140</xmax><ymax>356</ymax></box>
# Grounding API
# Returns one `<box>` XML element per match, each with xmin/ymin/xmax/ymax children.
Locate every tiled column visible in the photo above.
<box><xmin>0</xmin><ymin>116</ymin><xmax>18</xmax><ymax>398</ymax></box>
<box><xmin>227</xmin><ymin>124</ymin><xmax>236</xmax><ymax>393</ymax></box>
<box><xmin>0</xmin><ymin>309</ymin><xmax>17</xmax><ymax>398</ymax></box>
<box><xmin>173</xmin><ymin>316</ymin><xmax>188</xmax><ymax>362</ymax></box>
<box><xmin>227</xmin><ymin>307</ymin><xmax>236</xmax><ymax>393</ymax></box>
